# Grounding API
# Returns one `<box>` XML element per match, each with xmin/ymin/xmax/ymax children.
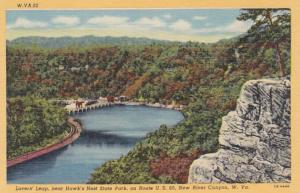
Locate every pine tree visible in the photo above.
<box><xmin>238</xmin><ymin>9</ymin><xmax>290</xmax><ymax>76</ymax></box>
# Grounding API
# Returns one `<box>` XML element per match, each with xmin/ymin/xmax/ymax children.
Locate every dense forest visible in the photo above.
<box><xmin>7</xmin><ymin>9</ymin><xmax>290</xmax><ymax>183</ymax></box>
<box><xmin>7</xmin><ymin>97</ymin><xmax>69</xmax><ymax>159</ymax></box>
<box><xmin>7</xmin><ymin>36</ymin><xmax>289</xmax><ymax>102</ymax></box>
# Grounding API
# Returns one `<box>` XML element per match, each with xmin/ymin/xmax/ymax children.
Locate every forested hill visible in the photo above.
<box><xmin>7</xmin><ymin>34</ymin><xmax>289</xmax><ymax>101</ymax></box>
<box><xmin>7</xmin><ymin>9</ymin><xmax>291</xmax><ymax>183</ymax></box>
<box><xmin>7</xmin><ymin>36</ymin><xmax>174</xmax><ymax>48</ymax></box>
<box><xmin>6</xmin><ymin>33</ymin><xmax>289</xmax><ymax>183</ymax></box>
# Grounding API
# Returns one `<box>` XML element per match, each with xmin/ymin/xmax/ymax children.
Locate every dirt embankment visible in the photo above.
<box><xmin>7</xmin><ymin>117</ymin><xmax>81</xmax><ymax>168</ymax></box>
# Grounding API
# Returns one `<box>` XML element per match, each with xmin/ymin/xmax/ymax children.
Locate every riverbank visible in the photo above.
<box><xmin>7</xmin><ymin>117</ymin><xmax>81</xmax><ymax>168</ymax></box>
<box><xmin>8</xmin><ymin>106</ymin><xmax>183</xmax><ymax>183</ymax></box>
<box><xmin>65</xmin><ymin>100</ymin><xmax>185</xmax><ymax>115</ymax></box>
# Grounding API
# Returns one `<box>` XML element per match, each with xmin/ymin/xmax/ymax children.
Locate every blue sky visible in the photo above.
<box><xmin>6</xmin><ymin>9</ymin><xmax>251</xmax><ymax>42</ymax></box>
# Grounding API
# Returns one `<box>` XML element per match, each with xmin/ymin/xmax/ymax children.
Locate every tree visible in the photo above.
<box><xmin>238</xmin><ymin>9</ymin><xmax>290</xmax><ymax>76</ymax></box>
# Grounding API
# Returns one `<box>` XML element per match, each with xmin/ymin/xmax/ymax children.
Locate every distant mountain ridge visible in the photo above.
<box><xmin>7</xmin><ymin>36</ymin><xmax>175</xmax><ymax>48</ymax></box>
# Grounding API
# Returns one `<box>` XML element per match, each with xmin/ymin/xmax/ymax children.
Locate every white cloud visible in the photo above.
<box><xmin>134</xmin><ymin>17</ymin><xmax>166</xmax><ymax>27</ymax></box>
<box><xmin>51</xmin><ymin>16</ymin><xmax>80</xmax><ymax>26</ymax></box>
<box><xmin>170</xmin><ymin>19</ymin><xmax>192</xmax><ymax>31</ymax></box>
<box><xmin>87</xmin><ymin>16</ymin><xmax>129</xmax><ymax>25</ymax></box>
<box><xmin>223</xmin><ymin>20</ymin><xmax>251</xmax><ymax>33</ymax></box>
<box><xmin>197</xmin><ymin>20</ymin><xmax>251</xmax><ymax>33</ymax></box>
<box><xmin>162</xmin><ymin>14</ymin><xmax>172</xmax><ymax>19</ymax></box>
<box><xmin>204</xmin><ymin>23</ymin><xmax>213</xmax><ymax>27</ymax></box>
<box><xmin>8</xmin><ymin>17</ymin><xmax>48</xmax><ymax>29</ymax></box>
<box><xmin>193</xmin><ymin>16</ymin><xmax>207</xmax><ymax>21</ymax></box>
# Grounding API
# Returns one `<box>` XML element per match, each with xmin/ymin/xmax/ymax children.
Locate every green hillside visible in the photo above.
<box><xmin>8</xmin><ymin>35</ymin><xmax>173</xmax><ymax>49</ymax></box>
<box><xmin>7</xmin><ymin>9</ymin><xmax>290</xmax><ymax>183</ymax></box>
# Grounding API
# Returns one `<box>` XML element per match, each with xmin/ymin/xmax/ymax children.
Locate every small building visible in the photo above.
<box><xmin>58</xmin><ymin>65</ymin><xmax>65</xmax><ymax>71</ymax></box>
<box><xmin>85</xmin><ymin>100</ymin><xmax>97</xmax><ymax>106</ymax></box>
<box><xmin>119</xmin><ymin>95</ymin><xmax>127</xmax><ymax>102</ymax></box>
<box><xmin>98</xmin><ymin>97</ymin><xmax>107</xmax><ymax>102</ymax></box>
<box><xmin>107</xmin><ymin>96</ymin><xmax>115</xmax><ymax>103</ymax></box>
<box><xmin>166</xmin><ymin>67</ymin><xmax>174</xmax><ymax>72</ymax></box>
<box><xmin>71</xmin><ymin>67</ymin><xmax>81</xmax><ymax>72</ymax></box>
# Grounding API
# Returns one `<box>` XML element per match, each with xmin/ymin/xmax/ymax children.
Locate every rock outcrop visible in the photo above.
<box><xmin>188</xmin><ymin>78</ymin><xmax>290</xmax><ymax>183</ymax></box>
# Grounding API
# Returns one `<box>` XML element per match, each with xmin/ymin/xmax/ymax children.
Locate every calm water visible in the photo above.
<box><xmin>7</xmin><ymin>105</ymin><xmax>183</xmax><ymax>184</ymax></box>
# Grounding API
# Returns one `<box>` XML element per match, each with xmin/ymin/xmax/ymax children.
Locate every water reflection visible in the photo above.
<box><xmin>7</xmin><ymin>147</ymin><xmax>68</xmax><ymax>182</ymax></box>
<box><xmin>78</xmin><ymin>130</ymin><xmax>142</xmax><ymax>147</ymax></box>
<box><xmin>7</xmin><ymin>106</ymin><xmax>183</xmax><ymax>184</ymax></box>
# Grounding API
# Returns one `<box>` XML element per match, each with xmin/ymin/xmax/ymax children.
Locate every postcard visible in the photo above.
<box><xmin>0</xmin><ymin>0</ymin><xmax>299</xmax><ymax>193</ymax></box>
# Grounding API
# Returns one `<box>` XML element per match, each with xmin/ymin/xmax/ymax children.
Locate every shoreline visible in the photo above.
<box><xmin>66</xmin><ymin>100</ymin><xmax>185</xmax><ymax>115</ymax></box>
<box><xmin>7</xmin><ymin>103</ymin><xmax>182</xmax><ymax>168</ymax></box>
<box><xmin>7</xmin><ymin>117</ymin><xmax>81</xmax><ymax>168</ymax></box>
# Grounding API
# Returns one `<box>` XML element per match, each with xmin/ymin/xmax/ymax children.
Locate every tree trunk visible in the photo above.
<box><xmin>275</xmin><ymin>43</ymin><xmax>285</xmax><ymax>77</ymax></box>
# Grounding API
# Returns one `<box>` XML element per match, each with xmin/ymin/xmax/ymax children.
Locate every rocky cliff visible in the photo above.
<box><xmin>188</xmin><ymin>78</ymin><xmax>291</xmax><ymax>183</ymax></box>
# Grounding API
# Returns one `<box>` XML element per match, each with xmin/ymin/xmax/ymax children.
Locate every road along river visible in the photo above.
<box><xmin>7</xmin><ymin>105</ymin><xmax>184</xmax><ymax>184</ymax></box>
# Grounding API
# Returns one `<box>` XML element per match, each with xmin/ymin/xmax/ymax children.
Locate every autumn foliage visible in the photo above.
<box><xmin>149</xmin><ymin>150</ymin><xmax>201</xmax><ymax>183</ymax></box>
<box><xmin>122</xmin><ymin>73</ymin><xmax>149</xmax><ymax>98</ymax></box>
